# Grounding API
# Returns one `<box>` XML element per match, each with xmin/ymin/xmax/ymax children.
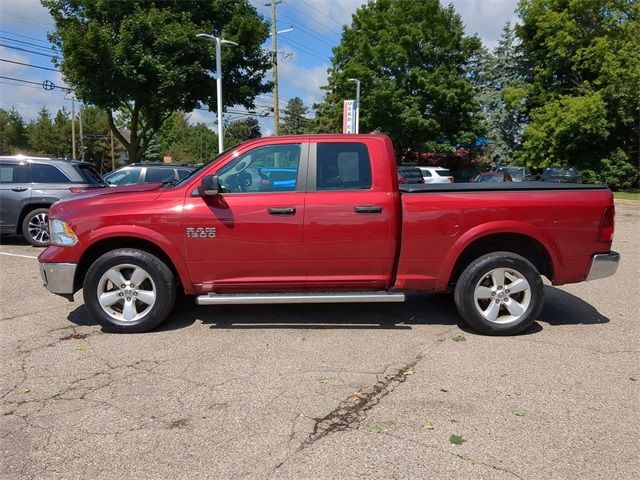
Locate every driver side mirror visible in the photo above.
<box><xmin>199</xmin><ymin>175</ymin><xmax>220</xmax><ymax>196</ymax></box>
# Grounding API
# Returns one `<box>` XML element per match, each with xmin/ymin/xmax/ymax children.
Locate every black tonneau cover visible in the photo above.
<box><xmin>399</xmin><ymin>182</ymin><xmax>608</xmax><ymax>193</ymax></box>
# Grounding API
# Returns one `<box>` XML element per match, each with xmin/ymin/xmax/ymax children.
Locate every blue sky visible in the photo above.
<box><xmin>0</xmin><ymin>0</ymin><xmax>518</xmax><ymax>134</ymax></box>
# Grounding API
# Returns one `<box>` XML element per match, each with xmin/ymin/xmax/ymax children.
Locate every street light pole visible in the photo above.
<box><xmin>196</xmin><ymin>33</ymin><xmax>238</xmax><ymax>154</ymax></box>
<box><xmin>347</xmin><ymin>78</ymin><xmax>360</xmax><ymax>134</ymax></box>
<box><xmin>70</xmin><ymin>92</ymin><xmax>76</xmax><ymax>159</ymax></box>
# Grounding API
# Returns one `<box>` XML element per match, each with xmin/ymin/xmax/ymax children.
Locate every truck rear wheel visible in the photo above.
<box><xmin>83</xmin><ymin>248</ymin><xmax>176</xmax><ymax>333</ymax></box>
<box><xmin>454</xmin><ymin>252</ymin><xmax>543</xmax><ymax>335</ymax></box>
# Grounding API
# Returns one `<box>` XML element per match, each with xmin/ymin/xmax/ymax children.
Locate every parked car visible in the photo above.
<box><xmin>104</xmin><ymin>163</ymin><xmax>196</xmax><ymax>186</ymax></box>
<box><xmin>39</xmin><ymin>134</ymin><xmax>619</xmax><ymax>336</ymax></box>
<box><xmin>540</xmin><ymin>167</ymin><xmax>581</xmax><ymax>183</ymax></box>
<box><xmin>418</xmin><ymin>166</ymin><xmax>454</xmax><ymax>183</ymax></box>
<box><xmin>0</xmin><ymin>155</ymin><xmax>106</xmax><ymax>246</ymax></box>
<box><xmin>473</xmin><ymin>172</ymin><xmax>513</xmax><ymax>183</ymax></box>
<box><xmin>497</xmin><ymin>166</ymin><xmax>533</xmax><ymax>182</ymax></box>
<box><xmin>397</xmin><ymin>166</ymin><xmax>424</xmax><ymax>184</ymax></box>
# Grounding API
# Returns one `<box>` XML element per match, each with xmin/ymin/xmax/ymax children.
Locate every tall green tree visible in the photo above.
<box><xmin>26</xmin><ymin>107</ymin><xmax>70</xmax><ymax>157</ymax></box>
<box><xmin>0</xmin><ymin>108</ymin><xmax>27</xmax><ymax>154</ymax></box>
<box><xmin>225</xmin><ymin>117</ymin><xmax>260</xmax><ymax>148</ymax></box>
<box><xmin>475</xmin><ymin>23</ymin><xmax>529</xmax><ymax>163</ymax></box>
<box><xmin>516</xmin><ymin>0</ymin><xmax>639</xmax><ymax>188</ymax></box>
<box><xmin>155</xmin><ymin>112</ymin><xmax>217</xmax><ymax>164</ymax></box>
<box><xmin>280</xmin><ymin>97</ymin><xmax>309</xmax><ymax>134</ymax></box>
<box><xmin>312</xmin><ymin>0</ymin><xmax>485</xmax><ymax>156</ymax></box>
<box><xmin>43</xmin><ymin>0</ymin><xmax>272</xmax><ymax>163</ymax></box>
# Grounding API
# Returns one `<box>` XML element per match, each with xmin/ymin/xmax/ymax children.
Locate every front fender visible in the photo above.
<box><xmin>81</xmin><ymin>225</ymin><xmax>193</xmax><ymax>294</ymax></box>
<box><xmin>436</xmin><ymin>220</ymin><xmax>561</xmax><ymax>290</ymax></box>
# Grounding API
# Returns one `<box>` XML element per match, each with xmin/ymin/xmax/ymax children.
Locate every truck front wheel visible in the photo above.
<box><xmin>83</xmin><ymin>248</ymin><xmax>176</xmax><ymax>333</ymax></box>
<box><xmin>454</xmin><ymin>252</ymin><xmax>543</xmax><ymax>335</ymax></box>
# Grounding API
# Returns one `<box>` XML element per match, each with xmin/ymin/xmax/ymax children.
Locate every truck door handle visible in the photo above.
<box><xmin>11</xmin><ymin>187</ymin><xmax>28</xmax><ymax>192</ymax></box>
<box><xmin>354</xmin><ymin>205</ymin><xmax>382</xmax><ymax>214</ymax></box>
<box><xmin>268</xmin><ymin>207</ymin><xmax>296</xmax><ymax>215</ymax></box>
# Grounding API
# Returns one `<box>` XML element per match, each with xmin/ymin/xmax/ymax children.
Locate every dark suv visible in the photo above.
<box><xmin>104</xmin><ymin>163</ymin><xmax>195</xmax><ymax>186</ymax></box>
<box><xmin>0</xmin><ymin>156</ymin><xmax>106</xmax><ymax>246</ymax></box>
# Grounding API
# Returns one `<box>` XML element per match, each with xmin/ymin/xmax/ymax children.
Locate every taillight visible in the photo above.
<box><xmin>398</xmin><ymin>176</ymin><xmax>407</xmax><ymax>184</ymax></box>
<box><xmin>598</xmin><ymin>205</ymin><xmax>615</xmax><ymax>243</ymax></box>
<box><xmin>447</xmin><ymin>177</ymin><xmax>454</xmax><ymax>183</ymax></box>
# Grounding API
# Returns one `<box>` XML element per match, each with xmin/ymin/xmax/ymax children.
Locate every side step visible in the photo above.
<box><xmin>195</xmin><ymin>291</ymin><xmax>406</xmax><ymax>306</ymax></box>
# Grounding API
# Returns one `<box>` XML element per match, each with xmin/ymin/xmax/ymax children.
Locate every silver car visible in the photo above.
<box><xmin>0</xmin><ymin>155</ymin><xmax>106</xmax><ymax>246</ymax></box>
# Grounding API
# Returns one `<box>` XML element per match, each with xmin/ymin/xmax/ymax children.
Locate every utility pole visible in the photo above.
<box><xmin>78</xmin><ymin>103</ymin><xmax>84</xmax><ymax>160</ymax></box>
<box><xmin>70</xmin><ymin>92</ymin><xmax>76</xmax><ymax>160</ymax></box>
<box><xmin>270</xmin><ymin>0</ymin><xmax>281</xmax><ymax>135</ymax></box>
<box><xmin>268</xmin><ymin>0</ymin><xmax>292</xmax><ymax>136</ymax></box>
<box><xmin>110</xmin><ymin>129</ymin><xmax>115</xmax><ymax>172</ymax></box>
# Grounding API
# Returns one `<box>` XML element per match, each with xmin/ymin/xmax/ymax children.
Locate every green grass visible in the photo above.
<box><xmin>613</xmin><ymin>190</ymin><xmax>640</xmax><ymax>201</ymax></box>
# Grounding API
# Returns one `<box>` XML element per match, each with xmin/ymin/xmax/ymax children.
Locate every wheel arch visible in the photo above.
<box><xmin>440</xmin><ymin>222</ymin><xmax>558</xmax><ymax>289</ymax></box>
<box><xmin>74</xmin><ymin>230</ymin><xmax>192</xmax><ymax>294</ymax></box>
<box><xmin>18</xmin><ymin>203</ymin><xmax>53</xmax><ymax>230</ymax></box>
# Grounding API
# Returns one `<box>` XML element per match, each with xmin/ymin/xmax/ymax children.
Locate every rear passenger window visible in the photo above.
<box><xmin>31</xmin><ymin>164</ymin><xmax>69</xmax><ymax>183</ymax></box>
<box><xmin>0</xmin><ymin>163</ymin><xmax>30</xmax><ymax>183</ymax></box>
<box><xmin>316</xmin><ymin>142</ymin><xmax>371</xmax><ymax>190</ymax></box>
<box><xmin>144</xmin><ymin>168</ymin><xmax>175</xmax><ymax>183</ymax></box>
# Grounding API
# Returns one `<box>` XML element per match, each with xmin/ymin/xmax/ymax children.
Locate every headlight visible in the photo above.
<box><xmin>50</xmin><ymin>219</ymin><xmax>78</xmax><ymax>246</ymax></box>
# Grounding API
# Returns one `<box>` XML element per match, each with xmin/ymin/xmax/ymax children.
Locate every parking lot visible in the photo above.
<box><xmin>0</xmin><ymin>201</ymin><xmax>638</xmax><ymax>480</ymax></box>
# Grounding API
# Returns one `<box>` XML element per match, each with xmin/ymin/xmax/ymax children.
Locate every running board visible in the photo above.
<box><xmin>195</xmin><ymin>291</ymin><xmax>406</xmax><ymax>305</ymax></box>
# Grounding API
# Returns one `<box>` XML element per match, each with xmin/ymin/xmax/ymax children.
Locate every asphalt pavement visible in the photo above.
<box><xmin>1</xmin><ymin>202</ymin><xmax>638</xmax><ymax>480</ymax></box>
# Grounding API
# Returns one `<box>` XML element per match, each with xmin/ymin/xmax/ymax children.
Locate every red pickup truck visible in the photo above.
<box><xmin>38</xmin><ymin>134</ymin><xmax>619</xmax><ymax>335</ymax></box>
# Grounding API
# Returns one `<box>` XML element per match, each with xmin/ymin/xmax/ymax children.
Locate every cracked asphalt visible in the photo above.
<box><xmin>1</xmin><ymin>202</ymin><xmax>638</xmax><ymax>480</ymax></box>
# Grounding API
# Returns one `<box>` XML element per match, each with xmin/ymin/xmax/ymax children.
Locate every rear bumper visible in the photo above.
<box><xmin>39</xmin><ymin>262</ymin><xmax>77</xmax><ymax>297</ymax></box>
<box><xmin>585</xmin><ymin>251</ymin><xmax>620</xmax><ymax>281</ymax></box>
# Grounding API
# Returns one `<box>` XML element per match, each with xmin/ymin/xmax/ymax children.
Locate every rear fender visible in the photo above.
<box><xmin>437</xmin><ymin>220</ymin><xmax>561</xmax><ymax>290</ymax></box>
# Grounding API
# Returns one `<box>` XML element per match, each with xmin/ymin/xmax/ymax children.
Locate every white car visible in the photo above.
<box><xmin>417</xmin><ymin>167</ymin><xmax>454</xmax><ymax>184</ymax></box>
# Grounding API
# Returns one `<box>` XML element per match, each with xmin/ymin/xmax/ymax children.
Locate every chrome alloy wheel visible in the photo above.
<box><xmin>28</xmin><ymin>212</ymin><xmax>49</xmax><ymax>243</ymax></box>
<box><xmin>97</xmin><ymin>264</ymin><xmax>156</xmax><ymax>322</ymax></box>
<box><xmin>473</xmin><ymin>267</ymin><xmax>531</xmax><ymax>325</ymax></box>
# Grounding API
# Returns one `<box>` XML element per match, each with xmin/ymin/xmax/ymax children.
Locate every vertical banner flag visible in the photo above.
<box><xmin>343</xmin><ymin>100</ymin><xmax>355</xmax><ymax>134</ymax></box>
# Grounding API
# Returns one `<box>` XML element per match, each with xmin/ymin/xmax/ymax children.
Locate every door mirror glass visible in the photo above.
<box><xmin>200</xmin><ymin>175</ymin><xmax>220</xmax><ymax>196</ymax></box>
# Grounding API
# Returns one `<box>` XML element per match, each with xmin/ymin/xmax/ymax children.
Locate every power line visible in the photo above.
<box><xmin>0</xmin><ymin>80</ymin><xmax>43</xmax><ymax>90</ymax></box>
<box><xmin>0</xmin><ymin>10</ymin><xmax>54</xmax><ymax>29</ymax></box>
<box><xmin>0</xmin><ymin>35</ymin><xmax>58</xmax><ymax>53</ymax></box>
<box><xmin>0</xmin><ymin>58</ymin><xmax>60</xmax><ymax>72</ymax></box>
<box><xmin>276</xmin><ymin>10</ymin><xmax>337</xmax><ymax>47</ymax></box>
<box><xmin>281</xmin><ymin>1</ymin><xmax>343</xmax><ymax>36</ymax></box>
<box><xmin>0</xmin><ymin>74</ymin><xmax>72</xmax><ymax>91</ymax></box>
<box><xmin>0</xmin><ymin>43</ymin><xmax>55</xmax><ymax>58</ymax></box>
<box><xmin>0</xmin><ymin>29</ymin><xmax>52</xmax><ymax>45</ymax></box>
<box><xmin>279</xmin><ymin>38</ymin><xmax>330</xmax><ymax>62</ymax></box>
<box><xmin>299</xmin><ymin>0</ymin><xmax>345</xmax><ymax>29</ymax></box>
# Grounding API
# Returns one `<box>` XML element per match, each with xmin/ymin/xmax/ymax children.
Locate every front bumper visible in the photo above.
<box><xmin>585</xmin><ymin>251</ymin><xmax>620</xmax><ymax>281</ymax></box>
<box><xmin>39</xmin><ymin>262</ymin><xmax>77</xmax><ymax>297</ymax></box>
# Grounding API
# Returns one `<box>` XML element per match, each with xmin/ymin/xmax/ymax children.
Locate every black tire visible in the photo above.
<box><xmin>454</xmin><ymin>252</ymin><xmax>543</xmax><ymax>336</ymax></box>
<box><xmin>83</xmin><ymin>248</ymin><xmax>176</xmax><ymax>333</ymax></box>
<box><xmin>21</xmin><ymin>208</ymin><xmax>50</xmax><ymax>247</ymax></box>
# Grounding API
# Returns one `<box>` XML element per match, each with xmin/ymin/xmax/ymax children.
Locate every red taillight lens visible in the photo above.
<box><xmin>398</xmin><ymin>176</ymin><xmax>407</xmax><ymax>184</ymax></box>
<box><xmin>447</xmin><ymin>177</ymin><xmax>454</xmax><ymax>183</ymax></box>
<box><xmin>598</xmin><ymin>205</ymin><xmax>615</xmax><ymax>243</ymax></box>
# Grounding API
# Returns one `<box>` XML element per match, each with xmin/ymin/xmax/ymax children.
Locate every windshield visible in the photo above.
<box><xmin>499</xmin><ymin>167</ymin><xmax>523</xmax><ymax>178</ymax></box>
<box><xmin>78</xmin><ymin>164</ymin><xmax>108</xmax><ymax>186</ymax></box>
<box><xmin>174</xmin><ymin>147</ymin><xmax>235</xmax><ymax>187</ymax></box>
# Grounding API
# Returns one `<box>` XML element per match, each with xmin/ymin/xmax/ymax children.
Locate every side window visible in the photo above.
<box><xmin>216</xmin><ymin>143</ymin><xmax>301</xmax><ymax>193</ymax></box>
<box><xmin>0</xmin><ymin>163</ymin><xmax>30</xmax><ymax>183</ymax></box>
<box><xmin>422</xmin><ymin>169</ymin><xmax>432</xmax><ymax>177</ymax></box>
<box><xmin>31</xmin><ymin>163</ymin><xmax>69</xmax><ymax>183</ymax></box>
<box><xmin>107</xmin><ymin>168</ymin><xmax>141</xmax><ymax>185</ymax></box>
<box><xmin>144</xmin><ymin>167</ymin><xmax>175</xmax><ymax>183</ymax></box>
<box><xmin>316</xmin><ymin>142</ymin><xmax>371</xmax><ymax>190</ymax></box>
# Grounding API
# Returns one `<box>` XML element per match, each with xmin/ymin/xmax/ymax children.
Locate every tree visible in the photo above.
<box><xmin>312</xmin><ymin>0</ymin><xmax>485</xmax><ymax>156</ymax></box>
<box><xmin>26</xmin><ymin>107</ymin><xmax>70</xmax><ymax>157</ymax></box>
<box><xmin>516</xmin><ymin>0</ymin><xmax>639</xmax><ymax>187</ymax></box>
<box><xmin>0</xmin><ymin>108</ymin><xmax>27</xmax><ymax>154</ymax></box>
<box><xmin>475</xmin><ymin>23</ymin><xmax>529</xmax><ymax>163</ymax></box>
<box><xmin>280</xmin><ymin>97</ymin><xmax>309</xmax><ymax>134</ymax></box>
<box><xmin>224</xmin><ymin>117</ymin><xmax>261</xmax><ymax>148</ymax></box>
<box><xmin>43</xmin><ymin>0</ymin><xmax>272</xmax><ymax>163</ymax></box>
<box><xmin>79</xmin><ymin>105</ymin><xmax>113</xmax><ymax>171</ymax></box>
<box><xmin>155</xmin><ymin>112</ymin><xmax>217</xmax><ymax>164</ymax></box>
